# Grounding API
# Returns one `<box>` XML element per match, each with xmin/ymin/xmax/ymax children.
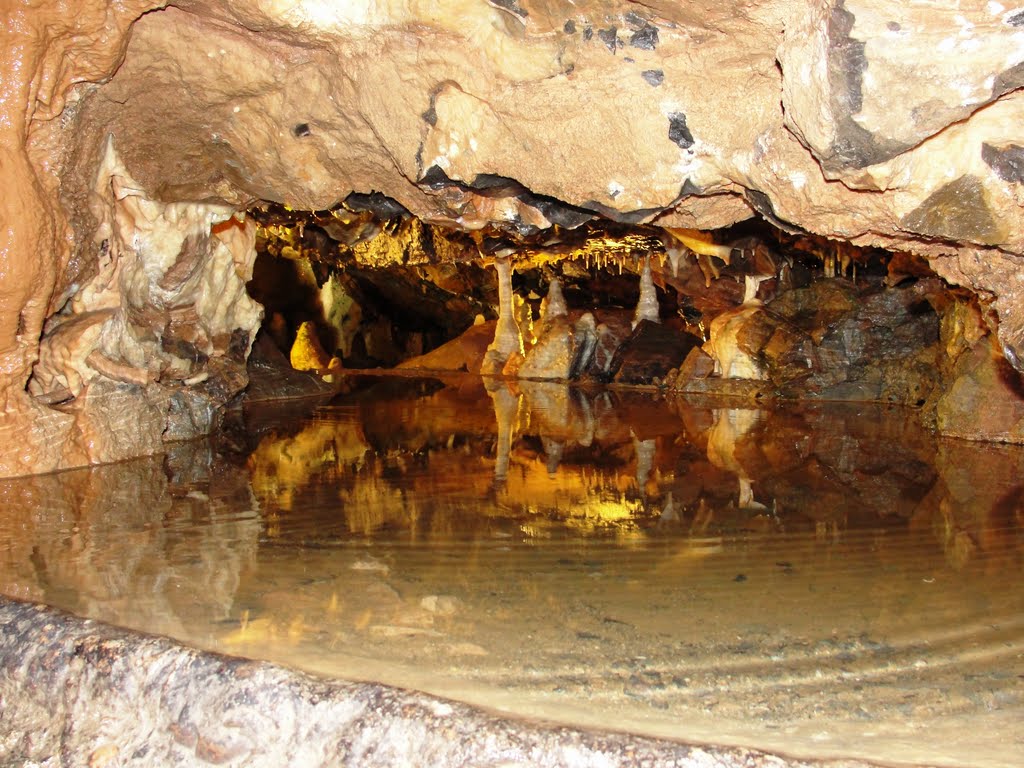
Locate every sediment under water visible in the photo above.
<box><xmin>0</xmin><ymin>374</ymin><xmax>1021</xmax><ymax>767</ymax></box>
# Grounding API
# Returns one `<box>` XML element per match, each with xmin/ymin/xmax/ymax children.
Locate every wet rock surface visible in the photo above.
<box><xmin>768</xmin><ymin>278</ymin><xmax>942</xmax><ymax>402</ymax></box>
<box><xmin>0</xmin><ymin>597</ymin><xmax>881</xmax><ymax>768</ymax></box>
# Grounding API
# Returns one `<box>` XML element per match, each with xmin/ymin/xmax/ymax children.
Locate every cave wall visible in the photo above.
<box><xmin>3</xmin><ymin>0</ymin><xmax>1024</xmax><ymax>476</ymax></box>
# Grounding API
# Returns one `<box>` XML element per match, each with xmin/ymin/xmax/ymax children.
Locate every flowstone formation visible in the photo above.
<box><xmin>4</xmin><ymin>0</ymin><xmax>1024</xmax><ymax>475</ymax></box>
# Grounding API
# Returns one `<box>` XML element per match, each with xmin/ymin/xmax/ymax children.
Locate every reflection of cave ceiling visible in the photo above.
<box><xmin>4</xmin><ymin>0</ymin><xmax>1024</xmax><ymax>475</ymax></box>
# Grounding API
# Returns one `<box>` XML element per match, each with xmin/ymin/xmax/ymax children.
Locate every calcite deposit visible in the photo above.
<box><xmin>0</xmin><ymin>597</ymin><xmax>888</xmax><ymax>768</ymax></box>
<box><xmin>3</xmin><ymin>0</ymin><xmax>1024</xmax><ymax>474</ymax></box>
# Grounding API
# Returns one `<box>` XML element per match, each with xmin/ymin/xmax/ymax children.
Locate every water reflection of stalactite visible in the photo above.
<box><xmin>542</xmin><ymin>437</ymin><xmax>564</xmax><ymax>477</ymax></box>
<box><xmin>632</xmin><ymin>431</ymin><xmax>656</xmax><ymax>501</ymax></box>
<box><xmin>487</xmin><ymin>381</ymin><xmax>521</xmax><ymax>490</ymax></box>
<box><xmin>234</xmin><ymin>376</ymin><xmax>1005</xmax><ymax>545</ymax></box>
<box><xmin>706</xmin><ymin>407</ymin><xmax>768</xmax><ymax>513</ymax></box>
<box><xmin>248</xmin><ymin>422</ymin><xmax>370</xmax><ymax>512</ymax></box>
<box><xmin>485</xmin><ymin>380</ymin><xmax>652</xmax><ymax>531</ymax></box>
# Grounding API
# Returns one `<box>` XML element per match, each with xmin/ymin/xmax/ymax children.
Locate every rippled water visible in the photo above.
<box><xmin>1</xmin><ymin>374</ymin><xmax>1022</xmax><ymax>767</ymax></box>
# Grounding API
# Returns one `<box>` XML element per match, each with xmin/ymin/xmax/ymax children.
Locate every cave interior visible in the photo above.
<box><xmin>2</xmin><ymin>2</ymin><xmax>1024</xmax><ymax>766</ymax></box>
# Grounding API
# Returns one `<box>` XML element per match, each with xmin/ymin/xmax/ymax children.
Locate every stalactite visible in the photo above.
<box><xmin>665</xmin><ymin>242</ymin><xmax>683</xmax><ymax>278</ymax></box>
<box><xmin>632</xmin><ymin>257</ymin><xmax>660</xmax><ymax>329</ymax></box>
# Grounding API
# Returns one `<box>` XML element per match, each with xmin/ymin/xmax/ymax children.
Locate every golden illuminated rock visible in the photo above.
<box><xmin>290</xmin><ymin>321</ymin><xmax>332</xmax><ymax>373</ymax></box>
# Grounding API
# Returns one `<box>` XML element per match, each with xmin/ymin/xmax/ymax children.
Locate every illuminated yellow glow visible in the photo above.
<box><xmin>664</xmin><ymin>227</ymin><xmax>732</xmax><ymax>264</ymax></box>
<box><xmin>290</xmin><ymin>321</ymin><xmax>332</xmax><ymax>372</ymax></box>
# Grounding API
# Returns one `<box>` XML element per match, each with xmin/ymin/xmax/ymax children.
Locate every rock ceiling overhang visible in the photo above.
<box><xmin>51</xmin><ymin>1</ymin><xmax>1024</xmax><ymax>357</ymax></box>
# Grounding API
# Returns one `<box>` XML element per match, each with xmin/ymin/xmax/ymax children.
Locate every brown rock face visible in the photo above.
<box><xmin>4</xmin><ymin>0</ymin><xmax>1024</xmax><ymax>474</ymax></box>
<box><xmin>937</xmin><ymin>337</ymin><xmax>1024</xmax><ymax>442</ymax></box>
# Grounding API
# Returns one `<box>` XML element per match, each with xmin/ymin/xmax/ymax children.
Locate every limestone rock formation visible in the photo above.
<box><xmin>4</xmin><ymin>0</ymin><xmax>1024</xmax><ymax>474</ymax></box>
<box><xmin>699</xmin><ymin>276</ymin><xmax>952</xmax><ymax>401</ymax></box>
<box><xmin>937</xmin><ymin>336</ymin><xmax>1024</xmax><ymax>442</ymax></box>
<box><xmin>518</xmin><ymin>313</ymin><xmax>600</xmax><ymax>381</ymax></box>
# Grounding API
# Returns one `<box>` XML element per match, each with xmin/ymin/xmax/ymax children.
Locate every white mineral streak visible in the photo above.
<box><xmin>513</xmin><ymin>293</ymin><xmax>535</xmax><ymax>347</ymax></box>
<box><xmin>632</xmin><ymin>258</ymin><xmax>660</xmax><ymax>329</ymax></box>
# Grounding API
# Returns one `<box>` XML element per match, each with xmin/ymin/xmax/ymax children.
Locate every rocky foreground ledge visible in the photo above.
<box><xmin>0</xmin><ymin>597</ymin><xmax>890</xmax><ymax>768</ymax></box>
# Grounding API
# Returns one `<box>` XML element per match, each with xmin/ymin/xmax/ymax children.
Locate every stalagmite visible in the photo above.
<box><xmin>706</xmin><ymin>305</ymin><xmax>769</xmax><ymax>380</ymax></box>
<box><xmin>632</xmin><ymin>257</ymin><xmax>660</xmax><ymax>330</ymax></box>
<box><xmin>540</xmin><ymin>279</ymin><xmax>568</xmax><ymax>325</ymax></box>
<box><xmin>481</xmin><ymin>258</ymin><xmax>523</xmax><ymax>375</ymax></box>
<box><xmin>570</xmin><ymin>313</ymin><xmax>598</xmax><ymax>379</ymax></box>
<box><xmin>732</xmin><ymin>241</ymin><xmax>778</xmax><ymax>304</ymax></box>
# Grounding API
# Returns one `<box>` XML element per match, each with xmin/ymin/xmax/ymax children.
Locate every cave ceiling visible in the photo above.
<box><xmin>49</xmin><ymin>1</ymin><xmax>1024</xmax><ymax>356</ymax></box>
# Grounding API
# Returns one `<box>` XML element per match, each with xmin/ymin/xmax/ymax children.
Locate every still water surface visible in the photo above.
<box><xmin>1</xmin><ymin>375</ymin><xmax>1022</xmax><ymax>767</ymax></box>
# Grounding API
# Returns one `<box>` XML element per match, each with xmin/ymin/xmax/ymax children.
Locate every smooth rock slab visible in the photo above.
<box><xmin>0</xmin><ymin>597</ymin><xmax>891</xmax><ymax>768</ymax></box>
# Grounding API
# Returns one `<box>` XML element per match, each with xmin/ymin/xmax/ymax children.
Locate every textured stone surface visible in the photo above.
<box><xmin>4</xmin><ymin>0</ymin><xmax>1024</xmax><ymax>473</ymax></box>
<box><xmin>0</xmin><ymin>596</ymin><xmax>897</xmax><ymax>768</ymax></box>
<box><xmin>611</xmin><ymin>321</ymin><xmax>702</xmax><ymax>385</ymax></box>
<box><xmin>936</xmin><ymin>336</ymin><xmax>1024</xmax><ymax>442</ymax></box>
